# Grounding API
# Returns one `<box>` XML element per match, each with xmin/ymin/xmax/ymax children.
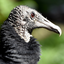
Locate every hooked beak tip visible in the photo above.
<box><xmin>52</xmin><ymin>25</ymin><xmax>62</xmax><ymax>36</ymax></box>
<box><xmin>58</xmin><ymin>27</ymin><xmax>62</xmax><ymax>36</ymax></box>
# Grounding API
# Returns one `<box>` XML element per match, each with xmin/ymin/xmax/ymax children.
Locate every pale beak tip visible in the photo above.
<box><xmin>59</xmin><ymin>29</ymin><xmax>62</xmax><ymax>36</ymax></box>
<box><xmin>57</xmin><ymin>26</ymin><xmax>62</xmax><ymax>36</ymax></box>
<box><xmin>52</xmin><ymin>25</ymin><xmax>62</xmax><ymax>36</ymax></box>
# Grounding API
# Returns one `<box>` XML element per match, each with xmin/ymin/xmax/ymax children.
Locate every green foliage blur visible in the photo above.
<box><xmin>0</xmin><ymin>0</ymin><xmax>64</xmax><ymax>64</ymax></box>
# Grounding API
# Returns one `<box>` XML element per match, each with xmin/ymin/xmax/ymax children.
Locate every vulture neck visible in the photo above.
<box><xmin>14</xmin><ymin>26</ymin><xmax>32</xmax><ymax>43</ymax></box>
<box><xmin>1</xmin><ymin>21</ymin><xmax>40</xmax><ymax>64</ymax></box>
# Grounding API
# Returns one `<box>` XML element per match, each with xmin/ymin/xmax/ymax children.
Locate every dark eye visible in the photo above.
<box><xmin>31</xmin><ymin>12</ymin><xmax>35</xmax><ymax>18</ymax></box>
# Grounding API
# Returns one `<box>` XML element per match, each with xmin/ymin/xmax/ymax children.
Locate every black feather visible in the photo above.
<box><xmin>0</xmin><ymin>20</ymin><xmax>40</xmax><ymax>64</ymax></box>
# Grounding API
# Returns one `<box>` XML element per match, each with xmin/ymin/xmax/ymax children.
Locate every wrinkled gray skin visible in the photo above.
<box><xmin>8</xmin><ymin>5</ymin><xmax>61</xmax><ymax>42</ymax></box>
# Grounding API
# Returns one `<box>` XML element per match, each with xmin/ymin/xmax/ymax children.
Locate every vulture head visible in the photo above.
<box><xmin>8</xmin><ymin>5</ymin><xmax>62</xmax><ymax>43</ymax></box>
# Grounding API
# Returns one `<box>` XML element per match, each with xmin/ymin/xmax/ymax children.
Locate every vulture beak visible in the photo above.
<box><xmin>35</xmin><ymin>16</ymin><xmax>62</xmax><ymax>35</ymax></box>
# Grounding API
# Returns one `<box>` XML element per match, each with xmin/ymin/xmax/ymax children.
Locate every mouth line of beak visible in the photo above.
<box><xmin>44</xmin><ymin>26</ymin><xmax>61</xmax><ymax>35</ymax></box>
<box><xmin>36</xmin><ymin>20</ymin><xmax>62</xmax><ymax>35</ymax></box>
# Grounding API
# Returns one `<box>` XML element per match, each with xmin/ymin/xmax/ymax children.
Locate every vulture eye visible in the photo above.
<box><xmin>31</xmin><ymin>12</ymin><xmax>35</xmax><ymax>18</ymax></box>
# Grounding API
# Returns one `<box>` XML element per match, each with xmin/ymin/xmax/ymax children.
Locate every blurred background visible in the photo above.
<box><xmin>0</xmin><ymin>0</ymin><xmax>64</xmax><ymax>64</ymax></box>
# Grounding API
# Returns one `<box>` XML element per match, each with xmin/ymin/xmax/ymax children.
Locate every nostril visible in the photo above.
<box><xmin>44</xmin><ymin>19</ymin><xmax>48</xmax><ymax>22</ymax></box>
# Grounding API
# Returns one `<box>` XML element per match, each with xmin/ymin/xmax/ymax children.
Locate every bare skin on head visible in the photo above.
<box><xmin>8</xmin><ymin>5</ymin><xmax>62</xmax><ymax>43</ymax></box>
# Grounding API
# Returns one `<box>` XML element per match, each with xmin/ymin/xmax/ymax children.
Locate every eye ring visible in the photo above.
<box><xmin>30</xmin><ymin>12</ymin><xmax>35</xmax><ymax>19</ymax></box>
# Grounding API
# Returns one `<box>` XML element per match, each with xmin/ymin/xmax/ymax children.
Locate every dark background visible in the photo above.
<box><xmin>0</xmin><ymin>0</ymin><xmax>64</xmax><ymax>64</ymax></box>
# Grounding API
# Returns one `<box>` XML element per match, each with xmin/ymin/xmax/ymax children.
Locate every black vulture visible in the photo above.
<box><xmin>0</xmin><ymin>5</ymin><xmax>61</xmax><ymax>64</ymax></box>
